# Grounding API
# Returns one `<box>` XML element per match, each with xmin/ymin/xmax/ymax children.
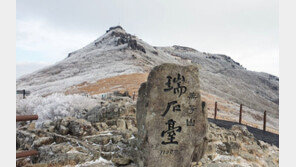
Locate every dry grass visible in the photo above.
<box><xmin>65</xmin><ymin>73</ymin><xmax>278</xmax><ymax>134</ymax></box>
<box><xmin>65</xmin><ymin>73</ymin><xmax>149</xmax><ymax>97</ymax></box>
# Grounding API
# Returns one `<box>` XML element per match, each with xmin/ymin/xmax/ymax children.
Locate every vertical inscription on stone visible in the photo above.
<box><xmin>161</xmin><ymin>119</ymin><xmax>182</xmax><ymax>145</ymax></box>
<box><xmin>164</xmin><ymin>73</ymin><xmax>187</xmax><ymax>97</ymax></box>
<box><xmin>136</xmin><ymin>64</ymin><xmax>208</xmax><ymax>167</ymax></box>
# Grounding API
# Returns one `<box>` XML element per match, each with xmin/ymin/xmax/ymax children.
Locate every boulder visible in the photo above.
<box><xmin>16</xmin><ymin>130</ymin><xmax>37</xmax><ymax>150</ymax></box>
<box><xmin>36</xmin><ymin>142</ymin><xmax>94</xmax><ymax>165</ymax></box>
<box><xmin>33</xmin><ymin>137</ymin><xmax>54</xmax><ymax>147</ymax></box>
<box><xmin>59</xmin><ymin>125</ymin><xmax>69</xmax><ymax>135</ymax></box>
<box><xmin>136</xmin><ymin>64</ymin><xmax>208</xmax><ymax>167</ymax></box>
<box><xmin>28</xmin><ymin>122</ymin><xmax>36</xmax><ymax>130</ymax></box>
<box><xmin>126</xmin><ymin>119</ymin><xmax>137</xmax><ymax>132</ymax></box>
<box><xmin>117</xmin><ymin>119</ymin><xmax>127</xmax><ymax>131</ymax></box>
<box><xmin>95</xmin><ymin>122</ymin><xmax>109</xmax><ymax>131</ymax></box>
<box><xmin>85</xmin><ymin>104</ymin><xmax>121</xmax><ymax>123</ymax></box>
<box><xmin>68</xmin><ymin>118</ymin><xmax>97</xmax><ymax>137</ymax></box>
<box><xmin>111</xmin><ymin>156</ymin><xmax>132</xmax><ymax>166</ymax></box>
<box><xmin>224</xmin><ymin>141</ymin><xmax>241</xmax><ymax>155</ymax></box>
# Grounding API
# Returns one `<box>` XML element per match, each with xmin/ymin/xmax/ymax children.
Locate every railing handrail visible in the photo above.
<box><xmin>16</xmin><ymin>114</ymin><xmax>39</xmax><ymax>159</ymax></box>
<box><xmin>16</xmin><ymin>115</ymin><xmax>38</xmax><ymax>122</ymax></box>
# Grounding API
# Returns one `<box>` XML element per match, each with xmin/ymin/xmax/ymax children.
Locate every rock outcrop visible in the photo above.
<box><xmin>16</xmin><ymin>94</ymin><xmax>278</xmax><ymax>167</ymax></box>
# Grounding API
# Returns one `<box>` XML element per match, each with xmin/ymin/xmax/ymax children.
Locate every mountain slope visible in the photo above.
<box><xmin>17</xmin><ymin>27</ymin><xmax>187</xmax><ymax>95</ymax></box>
<box><xmin>16</xmin><ymin>26</ymin><xmax>279</xmax><ymax>127</ymax></box>
<box><xmin>159</xmin><ymin>46</ymin><xmax>278</xmax><ymax>118</ymax></box>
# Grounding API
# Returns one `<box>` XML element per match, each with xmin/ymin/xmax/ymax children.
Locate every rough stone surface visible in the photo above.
<box><xmin>95</xmin><ymin>122</ymin><xmax>109</xmax><ymax>131</ymax></box>
<box><xmin>27</xmin><ymin>122</ymin><xmax>36</xmax><ymax>130</ymax></box>
<box><xmin>112</xmin><ymin>156</ymin><xmax>132</xmax><ymax>166</ymax></box>
<box><xmin>117</xmin><ymin>119</ymin><xmax>127</xmax><ymax>130</ymax></box>
<box><xmin>59</xmin><ymin>125</ymin><xmax>69</xmax><ymax>135</ymax></box>
<box><xmin>136</xmin><ymin>63</ymin><xmax>208</xmax><ymax>167</ymax></box>
<box><xmin>68</xmin><ymin>118</ymin><xmax>96</xmax><ymax>137</ymax></box>
<box><xmin>32</xmin><ymin>137</ymin><xmax>54</xmax><ymax>147</ymax></box>
<box><xmin>16</xmin><ymin>93</ymin><xmax>278</xmax><ymax>167</ymax></box>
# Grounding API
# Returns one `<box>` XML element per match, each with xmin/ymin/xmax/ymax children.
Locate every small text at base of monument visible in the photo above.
<box><xmin>136</xmin><ymin>63</ymin><xmax>208</xmax><ymax>167</ymax></box>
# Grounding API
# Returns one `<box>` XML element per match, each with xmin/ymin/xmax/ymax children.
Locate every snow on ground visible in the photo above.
<box><xmin>75</xmin><ymin>157</ymin><xmax>114</xmax><ymax>167</ymax></box>
<box><xmin>16</xmin><ymin>93</ymin><xmax>99</xmax><ymax>127</ymax></box>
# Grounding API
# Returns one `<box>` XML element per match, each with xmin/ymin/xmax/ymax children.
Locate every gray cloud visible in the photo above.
<box><xmin>16</xmin><ymin>0</ymin><xmax>278</xmax><ymax>76</ymax></box>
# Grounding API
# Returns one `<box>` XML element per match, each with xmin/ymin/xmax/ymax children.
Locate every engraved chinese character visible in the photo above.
<box><xmin>188</xmin><ymin>105</ymin><xmax>197</xmax><ymax>114</ymax></box>
<box><xmin>161</xmin><ymin>119</ymin><xmax>182</xmax><ymax>145</ymax></box>
<box><xmin>188</xmin><ymin>92</ymin><xmax>198</xmax><ymax>100</ymax></box>
<box><xmin>186</xmin><ymin>119</ymin><xmax>195</xmax><ymax>126</ymax></box>
<box><xmin>161</xmin><ymin>101</ymin><xmax>181</xmax><ymax>117</ymax></box>
<box><xmin>164</xmin><ymin>76</ymin><xmax>173</xmax><ymax>92</ymax></box>
<box><xmin>164</xmin><ymin>74</ymin><xmax>187</xmax><ymax>97</ymax></box>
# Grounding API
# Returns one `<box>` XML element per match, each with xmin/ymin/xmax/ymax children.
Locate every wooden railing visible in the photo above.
<box><xmin>16</xmin><ymin>115</ymin><xmax>39</xmax><ymax>159</ymax></box>
<box><xmin>213</xmin><ymin>101</ymin><xmax>268</xmax><ymax>132</ymax></box>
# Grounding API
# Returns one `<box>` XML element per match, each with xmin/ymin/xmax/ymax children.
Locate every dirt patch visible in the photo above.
<box><xmin>65</xmin><ymin>73</ymin><xmax>149</xmax><ymax>97</ymax></box>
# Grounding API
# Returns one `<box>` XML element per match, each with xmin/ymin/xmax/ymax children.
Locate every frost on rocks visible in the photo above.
<box><xmin>75</xmin><ymin>157</ymin><xmax>114</xmax><ymax>167</ymax></box>
<box><xmin>16</xmin><ymin>93</ymin><xmax>98</xmax><ymax>127</ymax></box>
<box><xmin>16</xmin><ymin>93</ymin><xmax>278</xmax><ymax>167</ymax></box>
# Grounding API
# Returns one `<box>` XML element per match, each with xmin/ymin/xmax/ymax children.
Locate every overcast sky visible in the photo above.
<box><xmin>16</xmin><ymin>0</ymin><xmax>278</xmax><ymax>78</ymax></box>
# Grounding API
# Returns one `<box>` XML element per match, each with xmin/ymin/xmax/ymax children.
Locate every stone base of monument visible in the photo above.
<box><xmin>136</xmin><ymin>63</ymin><xmax>208</xmax><ymax>167</ymax></box>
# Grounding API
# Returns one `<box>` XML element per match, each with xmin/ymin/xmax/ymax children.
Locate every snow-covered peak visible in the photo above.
<box><xmin>105</xmin><ymin>25</ymin><xmax>126</xmax><ymax>33</ymax></box>
<box><xmin>16</xmin><ymin>26</ymin><xmax>186</xmax><ymax>96</ymax></box>
<box><xmin>67</xmin><ymin>26</ymin><xmax>128</xmax><ymax>58</ymax></box>
<box><xmin>17</xmin><ymin>26</ymin><xmax>278</xmax><ymax>120</ymax></box>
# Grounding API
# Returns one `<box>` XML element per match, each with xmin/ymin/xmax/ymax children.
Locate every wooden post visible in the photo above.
<box><xmin>214</xmin><ymin>102</ymin><xmax>217</xmax><ymax>120</ymax></box>
<box><xmin>16</xmin><ymin>150</ymin><xmax>38</xmax><ymax>158</ymax></box>
<box><xmin>263</xmin><ymin>111</ymin><xmax>267</xmax><ymax>132</ymax></box>
<box><xmin>133</xmin><ymin>92</ymin><xmax>135</xmax><ymax>101</ymax></box>
<box><xmin>22</xmin><ymin>89</ymin><xmax>26</xmax><ymax>99</ymax></box>
<box><xmin>239</xmin><ymin>104</ymin><xmax>243</xmax><ymax>124</ymax></box>
<box><xmin>16</xmin><ymin>115</ymin><xmax>38</xmax><ymax>122</ymax></box>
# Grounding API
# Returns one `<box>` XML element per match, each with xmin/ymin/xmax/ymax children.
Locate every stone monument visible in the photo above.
<box><xmin>136</xmin><ymin>63</ymin><xmax>208</xmax><ymax>167</ymax></box>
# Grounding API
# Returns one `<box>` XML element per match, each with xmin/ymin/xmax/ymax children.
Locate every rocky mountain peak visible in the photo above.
<box><xmin>66</xmin><ymin>26</ymin><xmax>146</xmax><ymax>59</ymax></box>
<box><xmin>107</xmin><ymin>27</ymin><xmax>146</xmax><ymax>53</ymax></box>
<box><xmin>106</xmin><ymin>25</ymin><xmax>125</xmax><ymax>33</ymax></box>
